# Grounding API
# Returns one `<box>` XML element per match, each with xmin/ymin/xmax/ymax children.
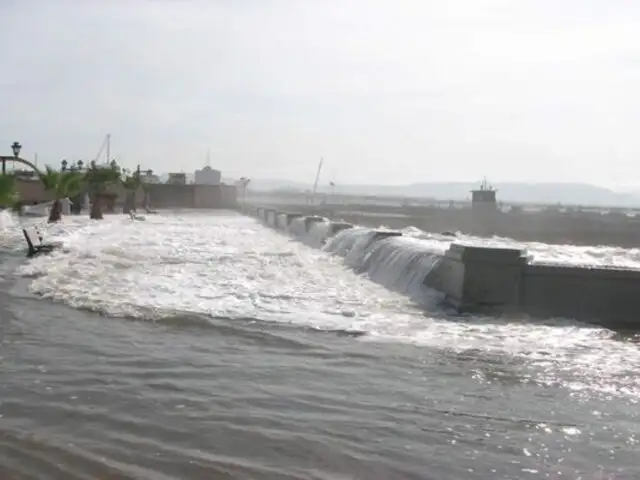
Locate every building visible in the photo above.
<box><xmin>471</xmin><ymin>178</ymin><xmax>498</xmax><ymax>213</ymax></box>
<box><xmin>235</xmin><ymin>177</ymin><xmax>250</xmax><ymax>203</ymax></box>
<box><xmin>194</xmin><ymin>166</ymin><xmax>221</xmax><ymax>185</ymax></box>
<box><xmin>167</xmin><ymin>173</ymin><xmax>187</xmax><ymax>185</ymax></box>
<box><xmin>141</xmin><ymin>172</ymin><xmax>161</xmax><ymax>184</ymax></box>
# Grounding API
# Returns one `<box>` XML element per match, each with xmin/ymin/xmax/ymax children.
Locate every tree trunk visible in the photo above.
<box><xmin>123</xmin><ymin>190</ymin><xmax>135</xmax><ymax>214</ymax></box>
<box><xmin>90</xmin><ymin>195</ymin><xmax>103</xmax><ymax>220</ymax></box>
<box><xmin>48</xmin><ymin>199</ymin><xmax>62</xmax><ymax>223</ymax></box>
<box><xmin>70</xmin><ymin>193</ymin><xmax>83</xmax><ymax>214</ymax></box>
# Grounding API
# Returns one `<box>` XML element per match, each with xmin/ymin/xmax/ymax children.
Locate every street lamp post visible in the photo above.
<box><xmin>11</xmin><ymin>141</ymin><xmax>21</xmax><ymax>158</ymax></box>
<box><xmin>2</xmin><ymin>141</ymin><xmax>22</xmax><ymax>175</ymax></box>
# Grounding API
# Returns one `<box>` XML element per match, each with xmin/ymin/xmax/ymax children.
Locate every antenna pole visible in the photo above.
<box><xmin>311</xmin><ymin>157</ymin><xmax>323</xmax><ymax>205</ymax></box>
<box><xmin>106</xmin><ymin>133</ymin><xmax>111</xmax><ymax>164</ymax></box>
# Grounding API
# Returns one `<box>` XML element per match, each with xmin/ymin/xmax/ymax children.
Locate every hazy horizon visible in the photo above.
<box><xmin>2</xmin><ymin>1</ymin><xmax>639</xmax><ymax>189</ymax></box>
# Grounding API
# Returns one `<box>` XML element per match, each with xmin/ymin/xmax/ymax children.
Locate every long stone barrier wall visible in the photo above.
<box><xmin>242</xmin><ymin>204</ymin><xmax>640</xmax><ymax>330</ymax></box>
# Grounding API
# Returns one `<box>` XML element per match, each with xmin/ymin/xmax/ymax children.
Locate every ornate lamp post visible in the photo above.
<box><xmin>2</xmin><ymin>141</ymin><xmax>22</xmax><ymax>175</ymax></box>
<box><xmin>11</xmin><ymin>141</ymin><xmax>21</xmax><ymax>158</ymax></box>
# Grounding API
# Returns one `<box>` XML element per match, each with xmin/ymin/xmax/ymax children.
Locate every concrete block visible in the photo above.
<box><xmin>328</xmin><ymin>222</ymin><xmax>353</xmax><ymax>237</ymax></box>
<box><xmin>425</xmin><ymin>243</ymin><xmax>528</xmax><ymax>313</ymax></box>
<box><xmin>304</xmin><ymin>216</ymin><xmax>326</xmax><ymax>233</ymax></box>
<box><xmin>370</xmin><ymin>230</ymin><xmax>402</xmax><ymax>244</ymax></box>
<box><xmin>289</xmin><ymin>217</ymin><xmax>307</xmax><ymax>236</ymax></box>
<box><xmin>285</xmin><ymin>213</ymin><xmax>303</xmax><ymax>226</ymax></box>
<box><xmin>522</xmin><ymin>265</ymin><xmax>640</xmax><ymax>328</ymax></box>
<box><xmin>355</xmin><ymin>230</ymin><xmax>403</xmax><ymax>256</ymax></box>
<box><xmin>265</xmin><ymin>209</ymin><xmax>276</xmax><ymax>227</ymax></box>
<box><xmin>276</xmin><ymin>213</ymin><xmax>288</xmax><ymax>230</ymax></box>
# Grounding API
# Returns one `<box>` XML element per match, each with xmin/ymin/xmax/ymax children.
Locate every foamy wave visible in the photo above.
<box><xmin>399</xmin><ymin>224</ymin><xmax>640</xmax><ymax>268</ymax></box>
<box><xmin>7</xmin><ymin>211</ymin><xmax>640</xmax><ymax>399</ymax></box>
<box><xmin>16</xmin><ymin>214</ymin><xmax>416</xmax><ymax>325</ymax></box>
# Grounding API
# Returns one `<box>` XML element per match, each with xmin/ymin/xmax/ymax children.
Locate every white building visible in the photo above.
<box><xmin>141</xmin><ymin>172</ymin><xmax>161</xmax><ymax>184</ymax></box>
<box><xmin>194</xmin><ymin>166</ymin><xmax>221</xmax><ymax>185</ymax></box>
<box><xmin>167</xmin><ymin>173</ymin><xmax>187</xmax><ymax>185</ymax></box>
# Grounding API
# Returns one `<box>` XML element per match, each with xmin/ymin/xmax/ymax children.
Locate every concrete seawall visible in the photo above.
<box><xmin>424</xmin><ymin>245</ymin><xmax>640</xmax><ymax>329</ymax></box>
<box><xmin>251</xmin><ymin>201</ymin><xmax>640</xmax><ymax>248</ymax></box>
<box><xmin>242</xmin><ymin>204</ymin><xmax>640</xmax><ymax>329</ymax></box>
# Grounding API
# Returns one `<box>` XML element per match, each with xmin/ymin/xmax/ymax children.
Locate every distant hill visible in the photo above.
<box><xmin>247</xmin><ymin>179</ymin><xmax>640</xmax><ymax>207</ymax></box>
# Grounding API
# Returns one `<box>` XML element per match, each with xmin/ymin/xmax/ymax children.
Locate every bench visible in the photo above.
<box><xmin>22</xmin><ymin>226</ymin><xmax>62</xmax><ymax>257</ymax></box>
<box><xmin>128</xmin><ymin>211</ymin><xmax>146</xmax><ymax>221</ymax></box>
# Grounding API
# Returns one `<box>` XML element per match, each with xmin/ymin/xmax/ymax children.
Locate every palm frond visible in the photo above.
<box><xmin>0</xmin><ymin>174</ymin><xmax>17</xmax><ymax>205</ymax></box>
<box><xmin>122</xmin><ymin>175</ymin><xmax>140</xmax><ymax>190</ymax></box>
<box><xmin>39</xmin><ymin>165</ymin><xmax>60</xmax><ymax>191</ymax></box>
<box><xmin>58</xmin><ymin>171</ymin><xmax>84</xmax><ymax>198</ymax></box>
<box><xmin>84</xmin><ymin>163</ymin><xmax>121</xmax><ymax>192</ymax></box>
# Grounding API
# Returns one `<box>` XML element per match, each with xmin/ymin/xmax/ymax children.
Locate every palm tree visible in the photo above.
<box><xmin>39</xmin><ymin>166</ymin><xmax>84</xmax><ymax>223</ymax></box>
<box><xmin>84</xmin><ymin>161</ymin><xmax>121</xmax><ymax>219</ymax></box>
<box><xmin>0</xmin><ymin>174</ymin><xmax>17</xmax><ymax>209</ymax></box>
<box><xmin>121</xmin><ymin>166</ymin><xmax>142</xmax><ymax>214</ymax></box>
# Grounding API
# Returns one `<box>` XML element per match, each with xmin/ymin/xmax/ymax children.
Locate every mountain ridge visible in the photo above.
<box><xmin>245</xmin><ymin>179</ymin><xmax>640</xmax><ymax>207</ymax></box>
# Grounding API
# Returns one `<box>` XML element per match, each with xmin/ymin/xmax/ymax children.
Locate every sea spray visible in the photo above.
<box><xmin>302</xmin><ymin>220</ymin><xmax>332</xmax><ymax>248</ymax></box>
<box><xmin>288</xmin><ymin>217</ymin><xmax>307</xmax><ymax>237</ymax></box>
<box><xmin>0</xmin><ymin>210</ymin><xmax>16</xmax><ymax>230</ymax></box>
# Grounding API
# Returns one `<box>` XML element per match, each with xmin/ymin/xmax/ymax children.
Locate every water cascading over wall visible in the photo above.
<box><xmin>324</xmin><ymin>229</ymin><xmax>446</xmax><ymax>302</ymax></box>
<box><xmin>253</xmin><ymin>208</ymin><xmax>448</xmax><ymax>303</ymax></box>
<box><xmin>288</xmin><ymin>216</ymin><xmax>307</xmax><ymax>237</ymax></box>
<box><xmin>246</xmin><ymin>205</ymin><xmax>640</xmax><ymax>328</ymax></box>
<box><xmin>302</xmin><ymin>220</ymin><xmax>332</xmax><ymax>248</ymax></box>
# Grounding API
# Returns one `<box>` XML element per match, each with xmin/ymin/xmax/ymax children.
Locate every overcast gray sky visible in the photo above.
<box><xmin>1</xmin><ymin>0</ymin><xmax>639</xmax><ymax>187</ymax></box>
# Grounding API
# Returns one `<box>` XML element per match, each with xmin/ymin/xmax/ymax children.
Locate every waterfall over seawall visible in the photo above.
<box><xmin>302</xmin><ymin>220</ymin><xmax>332</xmax><ymax>248</ymax></box>
<box><xmin>247</xmin><ymin>204</ymin><xmax>640</xmax><ymax>329</ymax></box>
<box><xmin>260</xmin><ymin>207</ymin><xmax>450</xmax><ymax>305</ymax></box>
<box><xmin>324</xmin><ymin>228</ymin><xmax>446</xmax><ymax>304</ymax></box>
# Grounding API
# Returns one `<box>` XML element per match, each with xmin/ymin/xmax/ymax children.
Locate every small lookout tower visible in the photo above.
<box><xmin>471</xmin><ymin>177</ymin><xmax>498</xmax><ymax>212</ymax></box>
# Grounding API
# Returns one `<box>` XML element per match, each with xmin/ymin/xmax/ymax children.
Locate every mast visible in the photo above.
<box><xmin>311</xmin><ymin>157</ymin><xmax>323</xmax><ymax>205</ymax></box>
<box><xmin>106</xmin><ymin>133</ymin><xmax>111</xmax><ymax>164</ymax></box>
<box><xmin>92</xmin><ymin>134</ymin><xmax>111</xmax><ymax>164</ymax></box>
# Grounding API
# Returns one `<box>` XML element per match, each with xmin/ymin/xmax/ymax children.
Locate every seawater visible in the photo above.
<box><xmin>0</xmin><ymin>210</ymin><xmax>639</xmax><ymax>479</ymax></box>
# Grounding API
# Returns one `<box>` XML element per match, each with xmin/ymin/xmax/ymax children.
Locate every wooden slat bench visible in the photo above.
<box><xmin>22</xmin><ymin>226</ymin><xmax>62</xmax><ymax>257</ymax></box>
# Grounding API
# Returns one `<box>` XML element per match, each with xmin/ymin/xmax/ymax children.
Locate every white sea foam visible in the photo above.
<box><xmin>0</xmin><ymin>210</ymin><xmax>15</xmax><ymax>230</ymax></box>
<box><xmin>401</xmin><ymin>227</ymin><xmax>640</xmax><ymax>269</ymax></box>
<box><xmin>7</xmin><ymin>210</ymin><xmax>640</xmax><ymax>398</ymax></box>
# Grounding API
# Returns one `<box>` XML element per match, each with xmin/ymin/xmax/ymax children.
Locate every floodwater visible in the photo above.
<box><xmin>0</xmin><ymin>211</ymin><xmax>638</xmax><ymax>479</ymax></box>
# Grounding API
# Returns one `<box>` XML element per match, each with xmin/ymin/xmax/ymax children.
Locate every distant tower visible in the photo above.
<box><xmin>471</xmin><ymin>177</ymin><xmax>498</xmax><ymax>212</ymax></box>
<box><xmin>470</xmin><ymin>177</ymin><xmax>498</xmax><ymax>236</ymax></box>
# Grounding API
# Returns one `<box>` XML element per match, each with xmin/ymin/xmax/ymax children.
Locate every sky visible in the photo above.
<box><xmin>1</xmin><ymin>0</ymin><xmax>640</xmax><ymax>188</ymax></box>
